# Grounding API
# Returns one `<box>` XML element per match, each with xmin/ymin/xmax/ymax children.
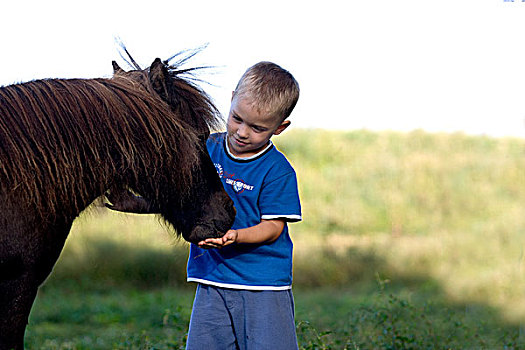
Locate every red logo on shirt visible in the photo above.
<box><xmin>215</xmin><ymin>163</ymin><xmax>255</xmax><ymax>193</ymax></box>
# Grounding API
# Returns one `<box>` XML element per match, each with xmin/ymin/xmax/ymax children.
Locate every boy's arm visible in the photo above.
<box><xmin>198</xmin><ymin>219</ymin><xmax>285</xmax><ymax>248</ymax></box>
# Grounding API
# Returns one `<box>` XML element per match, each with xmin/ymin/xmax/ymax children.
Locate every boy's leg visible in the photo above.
<box><xmin>225</xmin><ymin>289</ymin><xmax>299</xmax><ymax>350</ymax></box>
<box><xmin>186</xmin><ymin>284</ymin><xmax>238</xmax><ymax>350</ymax></box>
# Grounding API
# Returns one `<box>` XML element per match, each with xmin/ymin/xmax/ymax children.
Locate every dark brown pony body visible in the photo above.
<box><xmin>0</xmin><ymin>54</ymin><xmax>235</xmax><ymax>349</ymax></box>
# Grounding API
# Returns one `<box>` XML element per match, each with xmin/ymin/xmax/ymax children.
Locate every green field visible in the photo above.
<box><xmin>26</xmin><ymin>129</ymin><xmax>525</xmax><ymax>349</ymax></box>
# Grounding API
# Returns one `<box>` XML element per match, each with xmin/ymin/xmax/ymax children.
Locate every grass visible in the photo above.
<box><xmin>27</xmin><ymin>286</ymin><xmax>195</xmax><ymax>349</ymax></box>
<box><xmin>24</xmin><ymin>129</ymin><xmax>525</xmax><ymax>349</ymax></box>
<box><xmin>26</xmin><ymin>282</ymin><xmax>525</xmax><ymax>349</ymax></box>
<box><xmin>280</xmin><ymin>130</ymin><xmax>525</xmax><ymax>323</ymax></box>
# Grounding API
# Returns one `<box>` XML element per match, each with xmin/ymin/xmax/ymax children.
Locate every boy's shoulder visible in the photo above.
<box><xmin>207</xmin><ymin>132</ymin><xmax>227</xmax><ymax>155</ymax></box>
<box><xmin>257</xmin><ymin>144</ymin><xmax>297</xmax><ymax>189</ymax></box>
<box><xmin>208</xmin><ymin>132</ymin><xmax>225</xmax><ymax>145</ymax></box>
<box><xmin>267</xmin><ymin>144</ymin><xmax>295</xmax><ymax>171</ymax></box>
<box><xmin>207</xmin><ymin>132</ymin><xmax>295</xmax><ymax>174</ymax></box>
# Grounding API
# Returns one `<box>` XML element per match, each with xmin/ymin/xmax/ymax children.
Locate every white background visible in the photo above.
<box><xmin>1</xmin><ymin>0</ymin><xmax>524</xmax><ymax>137</ymax></box>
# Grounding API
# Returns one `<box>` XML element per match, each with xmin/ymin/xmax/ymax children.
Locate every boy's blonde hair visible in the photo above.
<box><xmin>233</xmin><ymin>62</ymin><xmax>299</xmax><ymax>122</ymax></box>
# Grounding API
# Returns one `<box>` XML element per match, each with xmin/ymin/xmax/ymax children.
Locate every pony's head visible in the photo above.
<box><xmin>111</xmin><ymin>52</ymin><xmax>235</xmax><ymax>243</ymax></box>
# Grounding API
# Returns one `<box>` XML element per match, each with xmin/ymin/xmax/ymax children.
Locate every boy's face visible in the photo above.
<box><xmin>226</xmin><ymin>95</ymin><xmax>290</xmax><ymax>158</ymax></box>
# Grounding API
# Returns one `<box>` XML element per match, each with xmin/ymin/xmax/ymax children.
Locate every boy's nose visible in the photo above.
<box><xmin>237</xmin><ymin>124</ymin><xmax>249</xmax><ymax>138</ymax></box>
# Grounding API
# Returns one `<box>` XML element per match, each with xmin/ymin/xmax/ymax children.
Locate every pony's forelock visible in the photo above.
<box><xmin>116</xmin><ymin>45</ymin><xmax>224</xmax><ymax>133</ymax></box>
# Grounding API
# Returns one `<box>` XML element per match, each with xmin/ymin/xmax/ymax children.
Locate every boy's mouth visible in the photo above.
<box><xmin>232</xmin><ymin>137</ymin><xmax>248</xmax><ymax>147</ymax></box>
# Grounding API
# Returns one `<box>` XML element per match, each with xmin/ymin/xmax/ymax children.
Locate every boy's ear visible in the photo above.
<box><xmin>274</xmin><ymin>120</ymin><xmax>291</xmax><ymax>135</ymax></box>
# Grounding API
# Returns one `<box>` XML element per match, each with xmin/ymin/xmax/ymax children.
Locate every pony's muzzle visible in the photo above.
<box><xmin>187</xmin><ymin>223</ymin><xmax>223</xmax><ymax>244</ymax></box>
<box><xmin>187</xmin><ymin>204</ymin><xmax>236</xmax><ymax>244</ymax></box>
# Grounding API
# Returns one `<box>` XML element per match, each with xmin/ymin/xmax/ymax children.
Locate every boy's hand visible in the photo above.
<box><xmin>198</xmin><ymin>230</ymin><xmax>238</xmax><ymax>249</ymax></box>
<box><xmin>197</xmin><ymin>219</ymin><xmax>285</xmax><ymax>248</ymax></box>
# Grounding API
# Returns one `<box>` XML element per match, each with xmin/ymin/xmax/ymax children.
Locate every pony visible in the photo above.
<box><xmin>0</xmin><ymin>49</ymin><xmax>235</xmax><ymax>349</ymax></box>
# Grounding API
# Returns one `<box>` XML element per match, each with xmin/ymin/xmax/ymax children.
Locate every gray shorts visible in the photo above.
<box><xmin>186</xmin><ymin>284</ymin><xmax>298</xmax><ymax>350</ymax></box>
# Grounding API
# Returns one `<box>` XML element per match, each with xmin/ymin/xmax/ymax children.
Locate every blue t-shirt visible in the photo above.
<box><xmin>187</xmin><ymin>132</ymin><xmax>302</xmax><ymax>290</ymax></box>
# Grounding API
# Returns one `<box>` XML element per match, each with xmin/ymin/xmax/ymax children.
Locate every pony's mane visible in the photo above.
<box><xmin>0</xmin><ymin>52</ymin><xmax>223</xmax><ymax>221</ymax></box>
<box><xmin>117</xmin><ymin>46</ymin><xmax>223</xmax><ymax>132</ymax></box>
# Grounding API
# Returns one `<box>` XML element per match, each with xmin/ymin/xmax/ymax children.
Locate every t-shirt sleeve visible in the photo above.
<box><xmin>259</xmin><ymin>170</ymin><xmax>302</xmax><ymax>222</ymax></box>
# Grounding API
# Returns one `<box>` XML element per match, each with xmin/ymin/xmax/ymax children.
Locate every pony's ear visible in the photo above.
<box><xmin>112</xmin><ymin>61</ymin><xmax>124</xmax><ymax>75</ymax></box>
<box><xmin>148</xmin><ymin>58</ymin><xmax>170</xmax><ymax>102</ymax></box>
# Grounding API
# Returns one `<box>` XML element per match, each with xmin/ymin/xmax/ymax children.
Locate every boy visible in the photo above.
<box><xmin>186</xmin><ymin>61</ymin><xmax>301</xmax><ymax>349</ymax></box>
<box><xmin>107</xmin><ymin>61</ymin><xmax>301</xmax><ymax>349</ymax></box>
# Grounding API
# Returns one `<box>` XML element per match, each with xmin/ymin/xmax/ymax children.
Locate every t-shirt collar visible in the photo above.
<box><xmin>224</xmin><ymin>137</ymin><xmax>273</xmax><ymax>161</ymax></box>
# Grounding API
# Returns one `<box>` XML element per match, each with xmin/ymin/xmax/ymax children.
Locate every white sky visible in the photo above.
<box><xmin>1</xmin><ymin>0</ymin><xmax>524</xmax><ymax>137</ymax></box>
